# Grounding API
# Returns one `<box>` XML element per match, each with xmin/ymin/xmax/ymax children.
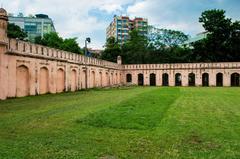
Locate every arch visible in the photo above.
<box><xmin>113</xmin><ymin>73</ymin><xmax>115</xmax><ymax>84</ymax></box>
<box><xmin>150</xmin><ymin>73</ymin><xmax>156</xmax><ymax>86</ymax></box>
<box><xmin>162</xmin><ymin>73</ymin><xmax>169</xmax><ymax>86</ymax></box>
<box><xmin>126</xmin><ymin>74</ymin><xmax>132</xmax><ymax>83</ymax></box>
<box><xmin>115</xmin><ymin>73</ymin><xmax>118</xmax><ymax>84</ymax></box>
<box><xmin>202</xmin><ymin>73</ymin><xmax>209</xmax><ymax>87</ymax></box>
<box><xmin>81</xmin><ymin>70</ymin><xmax>87</xmax><ymax>89</ymax></box>
<box><xmin>71</xmin><ymin>69</ymin><xmax>77</xmax><ymax>91</ymax></box>
<box><xmin>175</xmin><ymin>73</ymin><xmax>182</xmax><ymax>86</ymax></box>
<box><xmin>216</xmin><ymin>73</ymin><xmax>223</xmax><ymax>87</ymax></box>
<box><xmin>138</xmin><ymin>73</ymin><xmax>144</xmax><ymax>86</ymax></box>
<box><xmin>105</xmin><ymin>72</ymin><xmax>110</xmax><ymax>86</ymax></box>
<box><xmin>39</xmin><ymin>67</ymin><xmax>49</xmax><ymax>94</ymax></box>
<box><xmin>110</xmin><ymin>73</ymin><xmax>113</xmax><ymax>85</ymax></box>
<box><xmin>188</xmin><ymin>73</ymin><xmax>195</xmax><ymax>86</ymax></box>
<box><xmin>16</xmin><ymin>65</ymin><xmax>30</xmax><ymax>97</ymax></box>
<box><xmin>91</xmin><ymin>71</ymin><xmax>96</xmax><ymax>88</ymax></box>
<box><xmin>231</xmin><ymin>73</ymin><xmax>240</xmax><ymax>87</ymax></box>
<box><xmin>99</xmin><ymin>72</ymin><xmax>103</xmax><ymax>87</ymax></box>
<box><xmin>57</xmin><ymin>68</ymin><xmax>65</xmax><ymax>93</ymax></box>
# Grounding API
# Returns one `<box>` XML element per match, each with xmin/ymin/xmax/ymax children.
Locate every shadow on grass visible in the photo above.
<box><xmin>77</xmin><ymin>88</ymin><xmax>180</xmax><ymax>130</ymax></box>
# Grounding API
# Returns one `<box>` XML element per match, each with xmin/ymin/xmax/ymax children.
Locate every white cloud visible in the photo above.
<box><xmin>2</xmin><ymin>0</ymin><xmax>239</xmax><ymax>48</ymax></box>
<box><xmin>127</xmin><ymin>0</ymin><xmax>205</xmax><ymax>35</ymax></box>
<box><xmin>2</xmin><ymin>0</ymin><xmax>134</xmax><ymax>49</ymax></box>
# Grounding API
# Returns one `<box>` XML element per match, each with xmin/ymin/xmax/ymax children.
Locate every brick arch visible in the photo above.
<box><xmin>99</xmin><ymin>72</ymin><xmax>103</xmax><ymax>87</ymax></box>
<box><xmin>150</xmin><ymin>73</ymin><xmax>156</xmax><ymax>86</ymax></box>
<box><xmin>216</xmin><ymin>72</ymin><xmax>223</xmax><ymax>87</ymax></box>
<box><xmin>39</xmin><ymin>67</ymin><xmax>49</xmax><ymax>94</ymax></box>
<box><xmin>175</xmin><ymin>73</ymin><xmax>182</xmax><ymax>86</ymax></box>
<box><xmin>91</xmin><ymin>71</ymin><xmax>96</xmax><ymax>88</ymax></box>
<box><xmin>81</xmin><ymin>70</ymin><xmax>87</xmax><ymax>89</ymax></box>
<box><xmin>115</xmin><ymin>73</ymin><xmax>118</xmax><ymax>84</ymax></box>
<box><xmin>188</xmin><ymin>73</ymin><xmax>196</xmax><ymax>86</ymax></box>
<box><xmin>57</xmin><ymin>68</ymin><xmax>65</xmax><ymax>93</ymax></box>
<box><xmin>71</xmin><ymin>69</ymin><xmax>77</xmax><ymax>91</ymax></box>
<box><xmin>202</xmin><ymin>73</ymin><xmax>209</xmax><ymax>87</ymax></box>
<box><xmin>126</xmin><ymin>73</ymin><xmax>132</xmax><ymax>83</ymax></box>
<box><xmin>138</xmin><ymin>73</ymin><xmax>144</xmax><ymax>86</ymax></box>
<box><xmin>231</xmin><ymin>72</ymin><xmax>240</xmax><ymax>87</ymax></box>
<box><xmin>110</xmin><ymin>73</ymin><xmax>113</xmax><ymax>85</ymax></box>
<box><xmin>105</xmin><ymin>72</ymin><xmax>110</xmax><ymax>86</ymax></box>
<box><xmin>16</xmin><ymin>65</ymin><xmax>30</xmax><ymax>97</ymax></box>
<box><xmin>162</xmin><ymin>73</ymin><xmax>169</xmax><ymax>86</ymax></box>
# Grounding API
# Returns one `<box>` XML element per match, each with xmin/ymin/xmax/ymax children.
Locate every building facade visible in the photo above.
<box><xmin>106</xmin><ymin>15</ymin><xmax>148</xmax><ymax>44</ymax></box>
<box><xmin>0</xmin><ymin>8</ymin><xmax>240</xmax><ymax>100</ymax></box>
<box><xmin>8</xmin><ymin>13</ymin><xmax>56</xmax><ymax>42</ymax></box>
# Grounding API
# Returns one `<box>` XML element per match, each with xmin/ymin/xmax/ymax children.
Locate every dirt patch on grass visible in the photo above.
<box><xmin>182</xmin><ymin>132</ymin><xmax>221</xmax><ymax>151</ymax></box>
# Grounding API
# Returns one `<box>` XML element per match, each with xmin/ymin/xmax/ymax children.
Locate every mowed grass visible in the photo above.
<box><xmin>0</xmin><ymin>87</ymin><xmax>240</xmax><ymax>159</ymax></box>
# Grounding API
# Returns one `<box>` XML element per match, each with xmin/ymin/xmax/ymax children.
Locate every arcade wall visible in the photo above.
<box><xmin>122</xmin><ymin>63</ymin><xmax>240</xmax><ymax>87</ymax></box>
<box><xmin>0</xmin><ymin>8</ymin><xmax>240</xmax><ymax>100</ymax></box>
<box><xmin>0</xmin><ymin>38</ymin><xmax>122</xmax><ymax>100</ymax></box>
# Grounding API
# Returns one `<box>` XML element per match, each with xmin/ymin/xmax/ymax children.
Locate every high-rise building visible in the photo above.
<box><xmin>106</xmin><ymin>15</ymin><xmax>148</xmax><ymax>45</ymax></box>
<box><xmin>8</xmin><ymin>13</ymin><xmax>56</xmax><ymax>42</ymax></box>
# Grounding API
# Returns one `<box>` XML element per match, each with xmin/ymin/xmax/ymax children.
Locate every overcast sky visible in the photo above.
<box><xmin>2</xmin><ymin>0</ymin><xmax>240</xmax><ymax>49</ymax></box>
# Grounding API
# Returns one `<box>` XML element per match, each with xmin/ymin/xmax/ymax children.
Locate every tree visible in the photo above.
<box><xmin>148</xmin><ymin>26</ymin><xmax>189</xmax><ymax>48</ymax></box>
<box><xmin>35</xmin><ymin>32</ymin><xmax>82</xmax><ymax>54</ymax></box>
<box><xmin>147</xmin><ymin>26</ymin><xmax>191</xmax><ymax>63</ymax></box>
<box><xmin>122</xmin><ymin>29</ymin><xmax>149</xmax><ymax>64</ymax></box>
<box><xmin>60</xmin><ymin>38</ymin><xmax>82</xmax><ymax>54</ymax></box>
<box><xmin>7</xmin><ymin>23</ymin><xmax>27</xmax><ymax>40</ymax></box>
<box><xmin>229</xmin><ymin>21</ymin><xmax>240</xmax><ymax>60</ymax></box>
<box><xmin>101</xmin><ymin>37</ymin><xmax>121</xmax><ymax>62</ymax></box>
<box><xmin>192</xmin><ymin>9</ymin><xmax>240</xmax><ymax>62</ymax></box>
<box><xmin>102</xmin><ymin>29</ymin><xmax>191</xmax><ymax>64</ymax></box>
<box><xmin>35</xmin><ymin>32</ymin><xmax>63</xmax><ymax>49</ymax></box>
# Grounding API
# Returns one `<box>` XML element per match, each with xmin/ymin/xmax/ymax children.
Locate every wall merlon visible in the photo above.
<box><xmin>123</xmin><ymin>62</ymin><xmax>240</xmax><ymax>70</ymax></box>
<box><xmin>7</xmin><ymin>38</ymin><xmax>120</xmax><ymax>69</ymax></box>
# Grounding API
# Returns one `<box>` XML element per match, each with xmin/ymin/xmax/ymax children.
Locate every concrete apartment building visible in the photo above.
<box><xmin>8</xmin><ymin>13</ymin><xmax>56</xmax><ymax>42</ymax></box>
<box><xmin>106</xmin><ymin>15</ymin><xmax>148</xmax><ymax>44</ymax></box>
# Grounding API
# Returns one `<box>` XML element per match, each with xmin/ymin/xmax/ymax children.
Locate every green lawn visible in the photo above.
<box><xmin>0</xmin><ymin>87</ymin><xmax>240</xmax><ymax>159</ymax></box>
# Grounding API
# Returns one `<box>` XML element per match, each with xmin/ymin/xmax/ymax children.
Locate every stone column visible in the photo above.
<box><xmin>195</xmin><ymin>70</ymin><xmax>202</xmax><ymax>86</ymax></box>
<box><xmin>156</xmin><ymin>70</ymin><xmax>162</xmax><ymax>86</ymax></box>
<box><xmin>132</xmin><ymin>72</ymin><xmax>138</xmax><ymax>85</ymax></box>
<box><xmin>182</xmin><ymin>71</ymin><xmax>188</xmax><ymax>87</ymax></box>
<box><xmin>223</xmin><ymin>72</ymin><xmax>231</xmax><ymax>87</ymax></box>
<box><xmin>209</xmin><ymin>70</ymin><xmax>216</xmax><ymax>87</ymax></box>
<box><xmin>144</xmin><ymin>71</ymin><xmax>150</xmax><ymax>86</ymax></box>
<box><xmin>169</xmin><ymin>70</ymin><xmax>175</xmax><ymax>86</ymax></box>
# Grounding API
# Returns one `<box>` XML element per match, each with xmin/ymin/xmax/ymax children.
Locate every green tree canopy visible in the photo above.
<box><xmin>60</xmin><ymin>38</ymin><xmax>82</xmax><ymax>54</ymax></box>
<box><xmin>101</xmin><ymin>29</ymin><xmax>191</xmax><ymax>64</ymax></box>
<box><xmin>101</xmin><ymin>9</ymin><xmax>240</xmax><ymax>64</ymax></box>
<box><xmin>35</xmin><ymin>32</ymin><xmax>63</xmax><ymax>48</ymax></box>
<box><xmin>35</xmin><ymin>32</ymin><xmax>82</xmax><ymax>54</ymax></box>
<box><xmin>148</xmin><ymin>26</ymin><xmax>189</xmax><ymax>49</ymax></box>
<box><xmin>122</xmin><ymin>29</ymin><xmax>149</xmax><ymax>64</ymax></box>
<box><xmin>192</xmin><ymin>9</ymin><xmax>240</xmax><ymax>62</ymax></box>
<box><xmin>7</xmin><ymin>23</ymin><xmax>27</xmax><ymax>40</ymax></box>
<box><xmin>101</xmin><ymin>37</ymin><xmax>121</xmax><ymax>62</ymax></box>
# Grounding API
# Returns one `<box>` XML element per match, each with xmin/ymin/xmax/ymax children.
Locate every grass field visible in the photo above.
<box><xmin>0</xmin><ymin>87</ymin><xmax>240</xmax><ymax>159</ymax></box>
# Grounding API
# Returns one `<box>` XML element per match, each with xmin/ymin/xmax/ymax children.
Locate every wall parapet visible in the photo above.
<box><xmin>123</xmin><ymin>62</ymin><xmax>240</xmax><ymax>70</ymax></box>
<box><xmin>7</xmin><ymin>38</ymin><xmax>121</xmax><ymax>69</ymax></box>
